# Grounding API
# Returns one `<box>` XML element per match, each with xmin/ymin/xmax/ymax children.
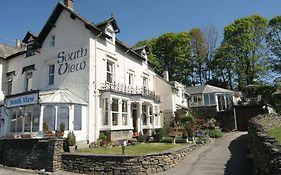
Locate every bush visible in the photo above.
<box><xmin>137</xmin><ymin>133</ymin><xmax>147</xmax><ymax>143</ymax></box>
<box><xmin>43</xmin><ymin>122</ymin><xmax>49</xmax><ymax>133</ymax></box>
<box><xmin>204</xmin><ymin>129</ymin><xmax>223</xmax><ymax>138</ymax></box>
<box><xmin>59</xmin><ymin>122</ymin><xmax>65</xmax><ymax>132</ymax></box>
<box><xmin>153</xmin><ymin>128</ymin><xmax>164</xmax><ymax>142</ymax></box>
<box><xmin>67</xmin><ymin>131</ymin><xmax>76</xmax><ymax>146</ymax></box>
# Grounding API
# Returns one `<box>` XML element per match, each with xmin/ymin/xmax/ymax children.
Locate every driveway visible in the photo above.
<box><xmin>156</xmin><ymin>132</ymin><xmax>252</xmax><ymax>175</ymax></box>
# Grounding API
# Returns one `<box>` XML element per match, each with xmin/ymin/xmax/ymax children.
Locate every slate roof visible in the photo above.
<box><xmin>95</xmin><ymin>16</ymin><xmax>120</xmax><ymax>33</ymax></box>
<box><xmin>0</xmin><ymin>43</ymin><xmax>22</xmax><ymax>59</ymax></box>
<box><xmin>185</xmin><ymin>85</ymin><xmax>234</xmax><ymax>95</ymax></box>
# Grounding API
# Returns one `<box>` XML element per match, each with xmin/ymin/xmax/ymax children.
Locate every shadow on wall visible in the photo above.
<box><xmin>224</xmin><ymin>134</ymin><xmax>253</xmax><ymax>175</ymax></box>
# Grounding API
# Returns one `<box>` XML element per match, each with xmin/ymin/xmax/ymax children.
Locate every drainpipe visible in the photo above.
<box><xmin>93</xmin><ymin>32</ymin><xmax>102</xmax><ymax>141</ymax></box>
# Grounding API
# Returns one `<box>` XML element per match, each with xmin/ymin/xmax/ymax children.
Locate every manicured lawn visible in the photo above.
<box><xmin>268</xmin><ymin>126</ymin><xmax>281</xmax><ymax>143</ymax></box>
<box><xmin>76</xmin><ymin>143</ymin><xmax>187</xmax><ymax>155</ymax></box>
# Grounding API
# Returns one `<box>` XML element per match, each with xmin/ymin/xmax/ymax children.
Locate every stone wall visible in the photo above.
<box><xmin>0</xmin><ymin>139</ymin><xmax>64</xmax><ymax>172</ymax></box>
<box><xmin>248</xmin><ymin>114</ymin><xmax>281</xmax><ymax>175</ymax></box>
<box><xmin>62</xmin><ymin>144</ymin><xmax>197</xmax><ymax>174</ymax></box>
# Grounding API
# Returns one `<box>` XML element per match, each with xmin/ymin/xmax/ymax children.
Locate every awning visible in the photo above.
<box><xmin>39</xmin><ymin>89</ymin><xmax>87</xmax><ymax>105</ymax></box>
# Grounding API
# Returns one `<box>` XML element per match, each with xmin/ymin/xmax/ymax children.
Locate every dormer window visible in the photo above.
<box><xmin>106</xmin><ymin>26</ymin><xmax>115</xmax><ymax>44</ymax></box>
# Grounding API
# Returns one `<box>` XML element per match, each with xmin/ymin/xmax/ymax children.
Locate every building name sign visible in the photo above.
<box><xmin>6</xmin><ymin>93</ymin><xmax>38</xmax><ymax>108</ymax></box>
<box><xmin>57</xmin><ymin>47</ymin><xmax>88</xmax><ymax>75</ymax></box>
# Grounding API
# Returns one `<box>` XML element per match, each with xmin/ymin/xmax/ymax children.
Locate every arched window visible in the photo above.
<box><xmin>43</xmin><ymin>105</ymin><xmax>56</xmax><ymax>131</ymax></box>
<box><xmin>57</xmin><ymin>107</ymin><xmax>69</xmax><ymax>130</ymax></box>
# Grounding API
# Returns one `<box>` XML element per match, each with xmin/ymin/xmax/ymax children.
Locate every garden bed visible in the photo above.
<box><xmin>76</xmin><ymin>143</ymin><xmax>188</xmax><ymax>155</ymax></box>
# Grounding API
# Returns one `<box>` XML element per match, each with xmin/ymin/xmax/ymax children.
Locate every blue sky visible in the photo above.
<box><xmin>1</xmin><ymin>0</ymin><xmax>281</xmax><ymax>46</ymax></box>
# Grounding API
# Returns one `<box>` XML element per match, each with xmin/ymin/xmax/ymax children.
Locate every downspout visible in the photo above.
<box><xmin>93</xmin><ymin>32</ymin><xmax>103</xmax><ymax>141</ymax></box>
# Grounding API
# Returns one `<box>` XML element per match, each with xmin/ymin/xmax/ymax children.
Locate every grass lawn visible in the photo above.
<box><xmin>76</xmin><ymin>143</ymin><xmax>187</xmax><ymax>155</ymax></box>
<box><xmin>268</xmin><ymin>126</ymin><xmax>281</xmax><ymax>143</ymax></box>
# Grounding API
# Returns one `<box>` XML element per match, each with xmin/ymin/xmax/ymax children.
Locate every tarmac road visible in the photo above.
<box><xmin>156</xmin><ymin>132</ymin><xmax>252</xmax><ymax>175</ymax></box>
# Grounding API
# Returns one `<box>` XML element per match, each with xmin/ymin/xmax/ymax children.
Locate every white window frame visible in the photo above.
<box><xmin>128</xmin><ymin>71</ymin><xmax>134</xmax><ymax>86</ymax></box>
<box><xmin>7</xmin><ymin>73</ymin><xmax>13</xmax><ymax>95</ymax></box>
<box><xmin>25</xmin><ymin>70</ymin><xmax>33</xmax><ymax>91</ymax></box>
<box><xmin>48</xmin><ymin>64</ymin><xmax>55</xmax><ymax>86</ymax></box>
<box><xmin>106</xmin><ymin>61</ymin><xmax>115</xmax><ymax>83</ymax></box>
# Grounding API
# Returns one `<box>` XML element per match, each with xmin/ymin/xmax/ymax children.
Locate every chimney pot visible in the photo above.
<box><xmin>163</xmin><ymin>71</ymin><xmax>169</xmax><ymax>82</ymax></box>
<box><xmin>64</xmin><ymin>0</ymin><xmax>74</xmax><ymax>10</ymax></box>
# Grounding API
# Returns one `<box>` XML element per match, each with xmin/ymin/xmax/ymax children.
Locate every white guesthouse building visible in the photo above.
<box><xmin>0</xmin><ymin>0</ymin><xmax>161</xmax><ymax>142</ymax></box>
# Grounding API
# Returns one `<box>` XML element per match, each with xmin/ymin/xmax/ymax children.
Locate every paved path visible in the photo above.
<box><xmin>156</xmin><ymin>132</ymin><xmax>252</xmax><ymax>175</ymax></box>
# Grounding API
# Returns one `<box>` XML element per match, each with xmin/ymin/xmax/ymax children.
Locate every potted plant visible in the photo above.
<box><xmin>67</xmin><ymin>131</ymin><xmax>76</xmax><ymax>152</ymax></box>
<box><xmin>55</xmin><ymin>123</ymin><xmax>65</xmax><ymax>138</ymax></box>
<box><xmin>43</xmin><ymin>122</ymin><xmax>55</xmax><ymax>138</ymax></box>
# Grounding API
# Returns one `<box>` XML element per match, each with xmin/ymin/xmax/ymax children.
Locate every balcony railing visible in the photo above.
<box><xmin>100</xmin><ymin>82</ymin><xmax>160</xmax><ymax>102</ymax></box>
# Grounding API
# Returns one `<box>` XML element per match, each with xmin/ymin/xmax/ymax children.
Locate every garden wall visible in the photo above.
<box><xmin>62</xmin><ymin>144</ymin><xmax>197</xmax><ymax>175</ymax></box>
<box><xmin>0</xmin><ymin>139</ymin><xmax>64</xmax><ymax>172</ymax></box>
<box><xmin>248</xmin><ymin>114</ymin><xmax>281</xmax><ymax>175</ymax></box>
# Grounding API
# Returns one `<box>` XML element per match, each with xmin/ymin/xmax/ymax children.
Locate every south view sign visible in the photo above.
<box><xmin>57</xmin><ymin>47</ymin><xmax>88</xmax><ymax>75</ymax></box>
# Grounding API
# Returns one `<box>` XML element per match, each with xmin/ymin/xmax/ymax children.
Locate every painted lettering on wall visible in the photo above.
<box><xmin>57</xmin><ymin>47</ymin><xmax>88</xmax><ymax>75</ymax></box>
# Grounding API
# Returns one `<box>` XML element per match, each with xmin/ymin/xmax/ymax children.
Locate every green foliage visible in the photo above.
<box><xmin>204</xmin><ymin>129</ymin><xmax>223</xmax><ymax>138</ymax></box>
<box><xmin>190</xmin><ymin>28</ymin><xmax>208</xmax><ymax>85</ymax></box>
<box><xmin>134</xmin><ymin>32</ymin><xmax>193</xmax><ymax>85</ymax></box>
<box><xmin>98</xmin><ymin>132</ymin><xmax>107</xmax><ymax>141</ymax></box>
<box><xmin>266</xmin><ymin>16</ymin><xmax>281</xmax><ymax>73</ymax></box>
<box><xmin>67</xmin><ymin>131</ymin><xmax>76</xmax><ymax>146</ymax></box>
<box><xmin>214</xmin><ymin>15</ymin><xmax>268</xmax><ymax>89</ymax></box>
<box><xmin>137</xmin><ymin>133</ymin><xmax>148</xmax><ymax>143</ymax></box>
<box><xmin>179</xmin><ymin>113</ymin><xmax>195</xmax><ymax>138</ymax></box>
<box><xmin>153</xmin><ymin>128</ymin><xmax>164</xmax><ymax>142</ymax></box>
<box><xmin>59</xmin><ymin>122</ymin><xmax>65</xmax><ymax>132</ymax></box>
<box><xmin>43</xmin><ymin>122</ymin><xmax>49</xmax><ymax>133</ymax></box>
<box><xmin>268</xmin><ymin>126</ymin><xmax>281</xmax><ymax>143</ymax></box>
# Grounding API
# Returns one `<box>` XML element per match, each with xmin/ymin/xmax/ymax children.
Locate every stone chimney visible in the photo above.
<box><xmin>16</xmin><ymin>39</ymin><xmax>21</xmax><ymax>49</ymax></box>
<box><xmin>64</xmin><ymin>0</ymin><xmax>74</xmax><ymax>10</ymax></box>
<box><xmin>163</xmin><ymin>70</ymin><xmax>169</xmax><ymax>82</ymax></box>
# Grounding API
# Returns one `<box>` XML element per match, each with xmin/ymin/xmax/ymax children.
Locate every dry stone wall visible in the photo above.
<box><xmin>248</xmin><ymin>114</ymin><xmax>281</xmax><ymax>175</ymax></box>
<box><xmin>62</xmin><ymin>144</ymin><xmax>197</xmax><ymax>175</ymax></box>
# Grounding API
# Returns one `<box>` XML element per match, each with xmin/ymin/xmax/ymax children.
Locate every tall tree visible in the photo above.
<box><xmin>266</xmin><ymin>16</ymin><xmax>281</xmax><ymax>72</ymax></box>
<box><xmin>134</xmin><ymin>32</ymin><xmax>193</xmax><ymax>85</ymax></box>
<box><xmin>202</xmin><ymin>25</ymin><xmax>219</xmax><ymax>82</ymax></box>
<box><xmin>189</xmin><ymin>28</ymin><xmax>207</xmax><ymax>85</ymax></box>
<box><xmin>223</xmin><ymin>15</ymin><xmax>268</xmax><ymax>89</ymax></box>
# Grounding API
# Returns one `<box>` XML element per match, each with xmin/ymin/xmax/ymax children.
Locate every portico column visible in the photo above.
<box><xmin>147</xmin><ymin>105</ymin><xmax>150</xmax><ymax>127</ymax></box>
<box><xmin>138</xmin><ymin>101</ymin><xmax>143</xmax><ymax>134</ymax></box>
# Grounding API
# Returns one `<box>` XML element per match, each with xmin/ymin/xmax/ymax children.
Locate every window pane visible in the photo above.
<box><xmin>43</xmin><ymin>106</ymin><xmax>56</xmax><ymax>131</ymax></box>
<box><xmin>112</xmin><ymin>98</ymin><xmax>118</xmax><ymax>112</ymax></box>
<box><xmin>74</xmin><ymin>105</ymin><xmax>82</xmax><ymax>130</ymax></box>
<box><xmin>122</xmin><ymin>100</ymin><xmax>127</xmax><ymax>112</ymax></box>
<box><xmin>49</xmin><ymin>64</ymin><xmax>55</xmax><ymax>74</ymax></box>
<box><xmin>210</xmin><ymin>94</ymin><xmax>215</xmax><ymax>105</ymax></box>
<box><xmin>204</xmin><ymin>94</ymin><xmax>209</xmax><ymax>106</ymax></box>
<box><xmin>32</xmin><ymin>105</ymin><xmax>40</xmax><ymax>132</ymax></box>
<box><xmin>10</xmin><ymin>109</ymin><xmax>17</xmax><ymax>132</ymax></box>
<box><xmin>57</xmin><ymin>107</ymin><xmax>69</xmax><ymax>130</ymax></box>
<box><xmin>122</xmin><ymin>114</ymin><xmax>127</xmax><ymax>125</ymax></box>
<box><xmin>17</xmin><ymin>116</ymin><xmax>23</xmax><ymax>133</ymax></box>
<box><xmin>24</xmin><ymin>107</ymin><xmax>32</xmax><ymax>132</ymax></box>
<box><xmin>103</xmin><ymin>99</ymin><xmax>109</xmax><ymax>125</ymax></box>
<box><xmin>112</xmin><ymin>113</ymin><xmax>118</xmax><ymax>126</ymax></box>
<box><xmin>142</xmin><ymin>113</ymin><xmax>147</xmax><ymax>125</ymax></box>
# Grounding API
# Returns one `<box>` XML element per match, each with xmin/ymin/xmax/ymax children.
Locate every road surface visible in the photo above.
<box><xmin>156</xmin><ymin>132</ymin><xmax>252</xmax><ymax>175</ymax></box>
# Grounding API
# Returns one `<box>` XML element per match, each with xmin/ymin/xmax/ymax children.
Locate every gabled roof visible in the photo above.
<box><xmin>7</xmin><ymin>2</ymin><xmax>152</xmax><ymax>65</ymax></box>
<box><xmin>22</xmin><ymin>31</ymin><xmax>37</xmax><ymax>43</ymax></box>
<box><xmin>186</xmin><ymin>85</ymin><xmax>234</xmax><ymax>95</ymax></box>
<box><xmin>95</xmin><ymin>16</ymin><xmax>120</xmax><ymax>33</ymax></box>
<box><xmin>0</xmin><ymin>43</ymin><xmax>22</xmax><ymax>59</ymax></box>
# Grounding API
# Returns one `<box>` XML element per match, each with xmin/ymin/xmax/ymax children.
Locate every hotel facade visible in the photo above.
<box><xmin>0</xmin><ymin>1</ymin><xmax>161</xmax><ymax>142</ymax></box>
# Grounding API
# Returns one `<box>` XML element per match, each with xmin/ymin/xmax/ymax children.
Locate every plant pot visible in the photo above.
<box><xmin>69</xmin><ymin>145</ymin><xmax>76</xmax><ymax>153</ymax></box>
